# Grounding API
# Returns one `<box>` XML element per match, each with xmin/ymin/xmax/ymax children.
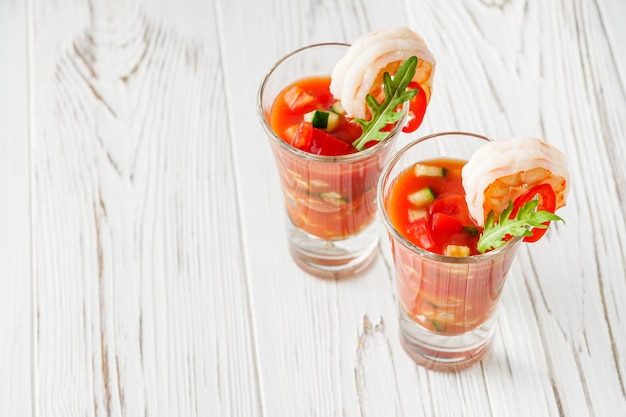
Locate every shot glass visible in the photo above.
<box><xmin>378</xmin><ymin>132</ymin><xmax>522</xmax><ymax>371</ymax></box>
<box><xmin>258</xmin><ymin>43</ymin><xmax>405</xmax><ymax>278</ymax></box>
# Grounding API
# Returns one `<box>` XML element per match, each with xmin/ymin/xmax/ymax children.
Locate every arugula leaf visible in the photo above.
<box><xmin>351</xmin><ymin>56</ymin><xmax>419</xmax><ymax>151</ymax></box>
<box><xmin>477</xmin><ymin>200</ymin><xmax>564</xmax><ymax>253</ymax></box>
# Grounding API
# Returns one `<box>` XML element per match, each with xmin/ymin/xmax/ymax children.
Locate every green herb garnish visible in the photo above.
<box><xmin>351</xmin><ymin>56</ymin><xmax>419</xmax><ymax>151</ymax></box>
<box><xmin>477</xmin><ymin>200</ymin><xmax>564</xmax><ymax>253</ymax></box>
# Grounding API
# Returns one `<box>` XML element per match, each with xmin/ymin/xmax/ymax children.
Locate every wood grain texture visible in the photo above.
<box><xmin>29</xmin><ymin>0</ymin><xmax>259</xmax><ymax>415</ymax></box>
<box><xmin>1</xmin><ymin>0</ymin><xmax>625</xmax><ymax>416</ymax></box>
<box><xmin>0</xmin><ymin>1</ymin><xmax>32</xmax><ymax>416</ymax></box>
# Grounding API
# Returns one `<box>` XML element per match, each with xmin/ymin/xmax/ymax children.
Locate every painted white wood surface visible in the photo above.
<box><xmin>0</xmin><ymin>1</ymin><xmax>32</xmax><ymax>416</ymax></box>
<box><xmin>1</xmin><ymin>0</ymin><xmax>625</xmax><ymax>416</ymax></box>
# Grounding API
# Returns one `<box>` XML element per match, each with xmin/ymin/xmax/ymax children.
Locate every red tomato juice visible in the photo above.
<box><xmin>267</xmin><ymin>76</ymin><xmax>397</xmax><ymax>240</ymax></box>
<box><xmin>386</xmin><ymin>158</ymin><xmax>481</xmax><ymax>255</ymax></box>
<box><xmin>385</xmin><ymin>158</ymin><xmax>518</xmax><ymax>335</ymax></box>
<box><xmin>268</xmin><ymin>76</ymin><xmax>363</xmax><ymax>154</ymax></box>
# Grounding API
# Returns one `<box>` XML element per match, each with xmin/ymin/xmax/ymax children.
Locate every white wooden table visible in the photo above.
<box><xmin>2</xmin><ymin>0</ymin><xmax>625</xmax><ymax>415</ymax></box>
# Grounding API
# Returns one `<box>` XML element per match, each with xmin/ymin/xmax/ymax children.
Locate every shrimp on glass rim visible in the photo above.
<box><xmin>462</xmin><ymin>137</ymin><xmax>570</xmax><ymax>227</ymax></box>
<box><xmin>330</xmin><ymin>26</ymin><xmax>436</xmax><ymax>127</ymax></box>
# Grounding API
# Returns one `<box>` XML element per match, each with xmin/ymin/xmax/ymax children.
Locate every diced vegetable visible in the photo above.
<box><xmin>414</xmin><ymin>163</ymin><xmax>446</xmax><ymax>177</ymax></box>
<box><xmin>402</xmin><ymin>82</ymin><xmax>428</xmax><ymax>133</ymax></box>
<box><xmin>309</xmin><ymin>128</ymin><xmax>352</xmax><ymax>156</ymax></box>
<box><xmin>309</xmin><ymin>179</ymin><xmax>329</xmax><ymax>188</ymax></box>
<box><xmin>431</xmin><ymin>320</ymin><xmax>443</xmax><ymax>332</ymax></box>
<box><xmin>304</xmin><ymin>110</ymin><xmax>340</xmax><ymax>131</ymax></box>
<box><xmin>304</xmin><ymin>110</ymin><xmax>327</xmax><ymax>127</ymax></box>
<box><xmin>283</xmin><ymin>86</ymin><xmax>315</xmax><ymax>112</ymax></box>
<box><xmin>331</xmin><ymin>102</ymin><xmax>346</xmax><ymax>115</ymax></box>
<box><xmin>430</xmin><ymin>195</ymin><xmax>476</xmax><ymax>227</ymax></box>
<box><xmin>431</xmin><ymin>212</ymin><xmax>463</xmax><ymax>233</ymax></box>
<box><xmin>408</xmin><ymin>187</ymin><xmax>436</xmax><ymax>206</ymax></box>
<box><xmin>319</xmin><ymin>191</ymin><xmax>347</xmax><ymax>205</ymax></box>
<box><xmin>284</xmin><ymin>121</ymin><xmax>313</xmax><ymax>150</ymax></box>
<box><xmin>406</xmin><ymin>218</ymin><xmax>434</xmax><ymax>250</ymax></box>
<box><xmin>326</xmin><ymin>112</ymin><xmax>340</xmax><ymax>131</ymax></box>
<box><xmin>444</xmin><ymin>245</ymin><xmax>471</xmax><ymax>257</ymax></box>
<box><xmin>408</xmin><ymin>208</ymin><xmax>427</xmax><ymax>222</ymax></box>
<box><xmin>391</xmin><ymin>158</ymin><xmax>483</xmax><ymax>255</ymax></box>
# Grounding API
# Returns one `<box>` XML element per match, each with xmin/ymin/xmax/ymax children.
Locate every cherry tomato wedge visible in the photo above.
<box><xmin>430</xmin><ymin>195</ymin><xmax>463</xmax><ymax>216</ymax></box>
<box><xmin>430</xmin><ymin>195</ymin><xmax>475</xmax><ymax>226</ymax></box>
<box><xmin>283</xmin><ymin>85</ymin><xmax>316</xmax><ymax>112</ymax></box>
<box><xmin>431</xmin><ymin>212</ymin><xmax>464</xmax><ymax>234</ymax></box>
<box><xmin>309</xmin><ymin>127</ymin><xmax>353</xmax><ymax>156</ymax></box>
<box><xmin>511</xmin><ymin>183</ymin><xmax>557</xmax><ymax>243</ymax></box>
<box><xmin>288</xmin><ymin>121</ymin><xmax>313</xmax><ymax>150</ymax></box>
<box><xmin>402</xmin><ymin>82</ymin><xmax>428</xmax><ymax>133</ymax></box>
<box><xmin>406</xmin><ymin>218</ymin><xmax>434</xmax><ymax>250</ymax></box>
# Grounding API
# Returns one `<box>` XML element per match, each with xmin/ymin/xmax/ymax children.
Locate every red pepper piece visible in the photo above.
<box><xmin>431</xmin><ymin>212</ymin><xmax>464</xmax><ymax>234</ymax></box>
<box><xmin>511</xmin><ymin>183</ymin><xmax>557</xmax><ymax>242</ymax></box>
<box><xmin>309</xmin><ymin>128</ymin><xmax>353</xmax><ymax>156</ymax></box>
<box><xmin>406</xmin><ymin>218</ymin><xmax>435</xmax><ymax>250</ymax></box>
<box><xmin>288</xmin><ymin>121</ymin><xmax>313</xmax><ymax>150</ymax></box>
<box><xmin>402</xmin><ymin>82</ymin><xmax>428</xmax><ymax>133</ymax></box>
<box><xmin>430</xmin><ymin>195</ymin><xmax>475</xmax><ymax>226</ymax></box>
<box><xmin>283</xmin><ymin>86</ymin><xmax>316</xmax><ymax>113</ymax></box>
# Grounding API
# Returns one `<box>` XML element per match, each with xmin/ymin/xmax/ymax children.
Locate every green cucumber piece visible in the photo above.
<box><xmin>304</xmin><ymin>110</ymin><xmax>340</xmax><ymax>131</ymax></box>
<box><xmin>330</xmin><ymin>102</ymin><xmax>346</xmax><ymax>115</ymax></box>
<box><xmin>303</xmin><ymin>110</ymin><xmax>325</xmax><ymax>127</ymax></box>
<box><xmin>408</xmin><ymin>187</ymin><xmax>436</xmax><ymax>207</ymax></box>
<box><xmin>408</xmin><ymin>208</ymin><xmax>428</xmax><ymax>222</ymax></box>
<box><xmin>325</xmin><ymin>112</ymin><xmax>340</xmax><ymax>131</ymax></box>
<box><xmin>319</xmin><ymin>191</ymin><xmax>347</xmax><ymax>205</ymax></box>
<box><xmin>414</xmin><ymin>164</ymin><xmax>446</xmax><ymax>177</ymax></box>
<box><xmin>311</xmin><ymin>110</ymin><xmax>329</xmax><ymax>128</ymax></box>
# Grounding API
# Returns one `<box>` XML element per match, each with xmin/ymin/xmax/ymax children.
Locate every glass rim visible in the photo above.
<box><xmin>257</xmin><ymin>42</ymin><xmax>406</xmax><ymax>163</ymax></box>
<box><xmin>377</xmin><ymin>131</ymin><xmax>523</xmax><ymax>264</ymax></box>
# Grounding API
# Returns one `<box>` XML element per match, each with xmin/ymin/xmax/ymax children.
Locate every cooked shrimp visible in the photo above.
<box><xmin>462</xmin><ymin>137</ymin><xmax>570</xmax><ymax>226</ymax></box>
<box><xmin>330</xmin><ymin>26</ymin><xmax>436</xmax><ymax>120</ymax></box>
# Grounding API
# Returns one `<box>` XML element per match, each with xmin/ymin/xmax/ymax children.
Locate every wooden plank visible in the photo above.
<box><xmin>29</xmin><ymin>0</ymin><xmax>260</xmax><ymax>415</ymax></box>
<box><xmin>0</xmin><ymin>1</ymin><xmax>33</xmax><ymax>416</ymax></box>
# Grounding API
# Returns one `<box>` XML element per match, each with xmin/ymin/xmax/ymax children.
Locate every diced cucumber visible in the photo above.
<box><xmin>414</xmin><ymin>163</ymin><xmax>446</xmax><ymax>177</ymax></box>
<box><xmin>319</xmin><ymin>191</ymin><xmax>347</xmax><ymax>205</ymax></box>
<box><xmin>325</xmin><ymin>112</ymin><xmax>340</xmax><ymax>131</ymax></box>
<box><xmin>303</xmin><ymin>110</ymin><xmax>323</xmax><ymax>126</ymax></box>
<box><xmin>309</xmin><ymin>179</ymin><xmax>329</xmax><ymax>188</ymax></box>
<box><xmin>408</xmin><ymin>208</ymin><xmax>428</xmax><ymax>222</ymax></box>
<box><xmin>303</xmin><ymin>110</ymin><xmax>340</xmax><ymax>131</ymax></box>
<box><xmin>444</xmin><ymin>245</ymin><xmax>471</xmax><ymax>257</ymax></box>
<box><xmin>330</xmin><ymin>102</ymin><xmax>346</xmax><ymax>115</ymax></box>
<box><xmin>408</xmin><ymin>187</ymin><xmax>436</xmax><ymax>207</ymax></box>
<box><xmin>431</xmin><ymin>320</ymin><xmax>443</xmax><ymax>333</ymax></box>
<box><xmin>311</xmin><ymin>111</ymin><xmax>329</xmax><ymax>128</ymax></box>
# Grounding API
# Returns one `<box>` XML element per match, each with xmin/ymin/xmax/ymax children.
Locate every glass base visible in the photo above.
<box><xmin>286</xmin><ymin>220</ymin><xmax>379</xmax><ymax>278</ymax></box>
<box><xmin>398</xmin><ymin>305</ymin><xmax>496</xmax><ymax>372</ymax></box>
